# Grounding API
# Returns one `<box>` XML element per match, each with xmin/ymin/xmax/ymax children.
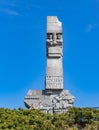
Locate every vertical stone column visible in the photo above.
<box><xmin>45</xmin><ymin>16</ymin><xmax>63</xmax><ymax>90</ymax></box>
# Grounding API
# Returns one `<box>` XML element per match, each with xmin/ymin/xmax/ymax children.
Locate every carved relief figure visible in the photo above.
<box><xmin>37</xmin><ymin>102</ymin><xmax>43</xmax><ymax>110</ymax></box>
<box><xmin>46</xmin><ymin>33</ymin><xmax>53</xmax><ymax>46</ymax></box>
<box><xmin>29</xmin><ymin>104</ymin><xmax>36</xmax><ymax>110</ymax></box>
<box><xmin>56</xmin><ymin>33</ymin><xmax>63</xmax><ymax>45</ymax></box>
<box><xmin>47</xmin><ymin>33</ymin><xmax>62</xmax><ymax>46</ymax></box>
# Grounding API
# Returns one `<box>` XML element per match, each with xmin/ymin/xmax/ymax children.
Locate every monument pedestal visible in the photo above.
<box><xmin>24</xmin><ymin>16</ymin><xmax>75</xmax><ymax>114</ymax></box>
<box><xmin>24</xmin><ymin>89</ymin><xmax>74</xmax><ymax>114</ymax></box>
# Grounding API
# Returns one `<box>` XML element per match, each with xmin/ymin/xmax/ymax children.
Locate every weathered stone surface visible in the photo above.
<box><xmin>46</xmin><ymin>16</ymin><xmax>63</xmax><ymax>90</ymax></box>
<box><xmin>24</xmin><ymin>16</ymin><xmax>75</xmax><ymax>114</ymax></box>
<box><xmin>24</xmin><ymin>89</ymin><xmax>74</xmax><ymax>114</ymax></box>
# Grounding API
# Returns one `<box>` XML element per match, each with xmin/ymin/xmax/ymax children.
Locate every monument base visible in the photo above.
<box><xmin>24</xmin><ymin>89</ymin><xmax>75</xmax><ymax>114</ymax></box>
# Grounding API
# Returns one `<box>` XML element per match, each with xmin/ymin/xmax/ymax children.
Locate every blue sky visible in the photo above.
<box><xmin>0</xmin><ymin>0</ymin><xmax>99</xmax><ymax>109</ymax></box>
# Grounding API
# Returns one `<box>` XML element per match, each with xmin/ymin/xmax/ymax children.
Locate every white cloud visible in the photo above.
<box><xmin>86</xmin><ymin>24</ymin><xmax>94</xmax><ymax>32</ymax></box>
<box><xmin>0</xmin><ymin>8</ymin><xmax>19</xmax><ymax>16</ymax></box>
<box><xmin>86</xmin><ymin>23</ymin><xmax>99</xmax><ymax>32</ymax></box>
<box><xmin>0</xmin><ymin>1</ymin><xmax>19</xmax><ymax>16</ymax></box>
<box><xmin>0</xmin><ymin>1</ymin><xmax>41</xmax><ymax>16</ymax></box>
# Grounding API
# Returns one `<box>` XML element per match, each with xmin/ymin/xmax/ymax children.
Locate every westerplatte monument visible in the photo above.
<box><xmin>24</xmin><ymin>16</ymin><xmax>75</xmax><ymax>114</ymax></box>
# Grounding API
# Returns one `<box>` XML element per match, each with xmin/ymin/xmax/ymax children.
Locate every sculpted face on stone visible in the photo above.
<box><xmin>57</xmin><ymin>33</ymin><xmax>62</xmax><ymax>39</ymax></box>
<box><xmin>47</xmin><ymin>33</ymin><xmax>53</xmax><ymax>46</ymax></box>
<box><xmin>47</xmin><ymin>33</ymin><xmax>53</xmax><ymax>40</ymax></box>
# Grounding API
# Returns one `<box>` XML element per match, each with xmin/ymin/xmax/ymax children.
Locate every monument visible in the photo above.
<box><xmin>24</xmin><ymin>16</ymin><xmax>75</xmax><ymax>114</ymax></box>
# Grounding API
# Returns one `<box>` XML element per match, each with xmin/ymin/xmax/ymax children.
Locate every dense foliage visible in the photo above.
<box><xmin>0</xmin><ymin>107</ymin><xmax>99</xmax><ymax>130</ymax></box>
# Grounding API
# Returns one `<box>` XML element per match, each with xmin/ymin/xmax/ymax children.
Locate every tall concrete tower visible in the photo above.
<box><xmin>46</xmin><ymin>16</ymin><xmax>63</xmax><ymax>91</ymax></box>
<box><xmin>24</xmin><ymin>16</ymin><xmax>75</xmax><ymax>114</ymax></box>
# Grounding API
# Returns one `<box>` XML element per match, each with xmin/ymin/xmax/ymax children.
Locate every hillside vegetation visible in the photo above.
<box><xmin>0</xmin><ymin>107</ymin><xmax>99</xmax><ymax>130</ymax></box>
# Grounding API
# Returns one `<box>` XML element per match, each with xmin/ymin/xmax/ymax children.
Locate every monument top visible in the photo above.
<box><xmin>47</xmin><ymin>16</ymin><xmax>62</xmax><ymax>33</ymax></box>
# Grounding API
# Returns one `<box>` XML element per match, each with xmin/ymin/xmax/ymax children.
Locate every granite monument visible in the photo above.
<box><xmin>24</xmin><ymin>16</ymin><xmax>75</xmax><ymax>114</ymax></box>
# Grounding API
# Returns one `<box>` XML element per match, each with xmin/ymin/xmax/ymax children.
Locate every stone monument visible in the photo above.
<box><xmin>24</xmin><ymin>16</ymin><xmax>75</xmax><ymax>114</ymax></box>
